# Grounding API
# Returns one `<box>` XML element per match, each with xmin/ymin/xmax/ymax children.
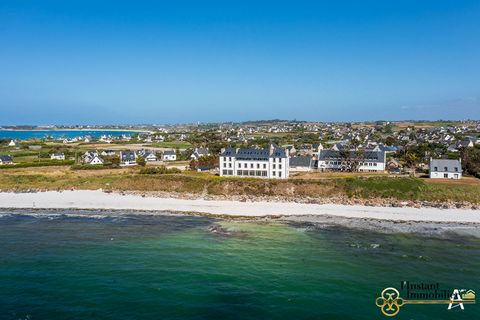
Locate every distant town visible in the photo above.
<box><xmin>1</xmin><ymin>120</ymin><xmax>479</xmax><ymax>181</ymax></box>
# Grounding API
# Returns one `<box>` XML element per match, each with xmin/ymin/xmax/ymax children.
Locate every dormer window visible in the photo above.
<box><xmin>444</xmin><ymin>167</ymin><xmax>448</xmax><ymax>172</ymax></box>
<box><xmin>434</xmin><ymin>166</ymin><xmax>438</xmax><ymax>171</ymax></box>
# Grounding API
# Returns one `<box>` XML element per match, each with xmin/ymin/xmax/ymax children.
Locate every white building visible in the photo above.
<box><xmin>0</xmin><ymin>155</ymin><xmax>14</xmax><ymax>165</ymax></box>
<box><xmin>289</xmin><ymin>156</ymin><xmax>314</xmax><ymax>172</ymax></box>
<box><xmin>219</xmin><ymin>145</ymin><xmax>290</xmax><ymax>179</ymax></box>
<box><xmin>120</xmin><ymin>151</ymin><xmax>137</xmax><ymax>166</ymax></box>
<box><xmin>429</xmin><ymin>158</ymin><xmax>462</xmax><ymax>179</ymax></box>
<box><xmin>50</xmin><ymin>153</ymin><xmax>65</xmax><ymax>160</ymax></box>
<box><xmin>317</xmin><ymin>150</ymin><xmax>386</xmax><ymax>172</ymax></box>
<box><xmin>190</xmin><ymin>147</ymin><xmax>210</xmax><ymax>160</ymax></box>
<box><xmin>162</xmin><ymin>150</ymin><xmax>176</xmax><ymax>161</ymax></box>
<box><xmin>8</xmin><ymin>140</ymin><xmax>17</xmax><ymax>147</ymax></box>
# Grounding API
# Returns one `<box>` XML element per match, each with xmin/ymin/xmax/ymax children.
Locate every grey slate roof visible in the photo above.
<box><xmin>319</xmin><ymin>150</ymin><xmax>385</xmax><ymax>162</ymax></box>
<box><xmin>236</xmin><ymin>148</ymin><xmax>270</xmax><ymax>160</ymax></box>
<box><xmin>120</xmin><ymin>151</ymin><xmax>136</xmax><ymax>162</ymax></box>
<box><xmin>0</xmin><ymin>155</ymin><xmax>13</xmax><ymax>162</ymax></box>
<box><xmin>220</xmin><ymin>147</ymin><xmax>288</xmax><ymax>160</ymax></box>
<box><xmin>429</xmin><ymin>159</ymin><xmax>462</xmax><ymax>173</ymax></box>
<box><xmin>289</xmin><ymin>156</ymin><xmax>312</xmax><ymax>168</ymax></box>
<box><xmin>163</xmin><ymin>150</ymin><xmax>176</xmax><ymax>156</ymax></box>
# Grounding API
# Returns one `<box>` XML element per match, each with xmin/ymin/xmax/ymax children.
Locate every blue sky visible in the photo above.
<box><xmin>0</xmin><ymin>0</ymin><xmax>479</xmax><ymax>124</ymax></box>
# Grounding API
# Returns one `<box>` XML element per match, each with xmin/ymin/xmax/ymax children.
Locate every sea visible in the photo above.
<box><xmin>0</xmin><ymin>211</ymin><xmax>478</xmax><ymax>320</ymax></box>
<box><xmin>0</xmin><ymin>130</ymin><xmax>143</xmax><ymax>140</ymax></box>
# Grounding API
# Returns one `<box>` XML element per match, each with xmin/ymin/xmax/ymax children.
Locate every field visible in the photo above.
<box><xmin>0</xmin><ymin>166</ymin><xmax>478</xmax><ymax>205</ymax></box>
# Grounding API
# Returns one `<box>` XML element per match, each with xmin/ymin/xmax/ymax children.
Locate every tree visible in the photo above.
<box><xmin>403</xmin><ymin>153</ymin><xmax>419</xmax><ymax>174</ymax></box>
<box><xmin>459</xmin><ymin>146</ymin><xmax>480</xmax><ymax>177</ymax></box>
<box><xmin>339</xmin><ymin>150</ymin><xmax>365</xmax><ymax>172</ymax></box>
<box><xmin>189</xmin><ymin>155</ymin><xmax>219</xmax><ymax>170</ymax></box>
<box><xmin>136</xmin><ymin>157</ymin><xmax>146</xmax><ymax>167</ymax></box>
<box><xmin>385</xmin><ymin>136</ymin><xmax>396</xmax><ymax>146</ymax></box>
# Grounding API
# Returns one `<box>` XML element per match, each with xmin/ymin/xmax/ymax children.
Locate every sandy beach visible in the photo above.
<box><xmin>0</xmin><ymin>190</ymin><xmax>479</xmax><ymax>223</ymax></box>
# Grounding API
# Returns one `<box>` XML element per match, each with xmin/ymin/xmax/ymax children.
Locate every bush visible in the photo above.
<box><xmin>70</xmin><ymin>164</ymin><xmax>119</xmax><ymax>170</ymax></box>
<box><xmin>139</xmin><ymin>166</ymin><xmax>181</xmax><ymax>174</ymax></box>
<box><xmin>0</xmin><ymin>160</ymin><xmax>74</xmax><ymax>169</ymax></box>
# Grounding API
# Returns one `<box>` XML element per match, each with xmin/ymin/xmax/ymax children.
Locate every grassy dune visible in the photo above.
<box><xmin>0</xmin><ymin>166</ymin><xmax>479</xmax><ymax>205</ymax></box>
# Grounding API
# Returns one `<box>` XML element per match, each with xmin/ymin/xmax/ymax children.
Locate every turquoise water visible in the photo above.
<box><xmin>0</xmin><ymin>130</ymin><xmax>142</xmax><ymax>140</ymax></box>
<box><xmin>0</xmin><ymin>212</ymin><xmax>478</xmax><ymax>319</ymax></box>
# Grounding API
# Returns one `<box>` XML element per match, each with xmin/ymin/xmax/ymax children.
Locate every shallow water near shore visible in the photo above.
<box><xmin>0</xmin><ymin>211</ymin><xmax>479</xmax><ymax>319</ymax></box>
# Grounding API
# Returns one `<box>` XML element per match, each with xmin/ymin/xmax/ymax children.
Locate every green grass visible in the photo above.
<box><xmin>148</xmin><ymin>141</ymin><xmax>192</xmax><ymax>149</ymax></box>
<box><xmin>0</xmin><ymin>170</ymin><xmax>478</xmax><ymax>204</ymax></box>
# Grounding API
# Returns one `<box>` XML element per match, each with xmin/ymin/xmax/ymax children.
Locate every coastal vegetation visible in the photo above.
<box><xmin>0</xmin><ymin>166</ymin><xmax>478</xmax><ymax>206</ymax></box>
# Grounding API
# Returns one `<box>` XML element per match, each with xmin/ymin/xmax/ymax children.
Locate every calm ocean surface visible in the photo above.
<box><xmin>0</xmin><ymin>211</ymin><xmax>478</xmax><ymax>320</ymax></box>
<box><xmin>0</xmin><ymin>130</ymin><xmax>142</xmax><ymax>140</ymax></box>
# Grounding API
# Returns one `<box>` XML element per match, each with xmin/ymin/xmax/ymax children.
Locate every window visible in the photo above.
<box><xmin>279</xmin><ymin>172</ymin><xmax>282</xmax><ymax>177</ymax></box>
<box><xmin>434</xmin><ymin>166</ymin><xmax>438</xmax><ymax>171</ymax></box>
<box><xmin>257</xmin><ymin>163</ymin><xmax>260</xmax><ymax>169</ymax></box>
<box><xmin>223</xmin><ymin>157</ymin><xmax>227</xmax><ymax>161</ymax></box>
<box><xmin>238</xmin><ymin>163</ymin><xmax>241</xmax><ymax>168</ymax></box>
<box><xmin>244</xmin><ymin>163</ymin><xmax>247</xmax><ymax>168</ymax></box>
<box><xmin>228</xmin><ymin>170</ymin><xmax>233</xmax><ymax>175</ymax></box>
<box><xmin>279</xmin><ymin>164</ymin><xmax>282</xmax><ymax>169</ymax></box>
<box><xmin>444</xmin><ymin>167</ymin><xmax>448</xmax><ymax>172</ymax></box>
<box><xmin>272</xmin><ymin>171</ymin><xmax>276</xmax><ymax>176</ymax></box>
<box><xmin>229</xmin><ymin>163</ymin><xmax>232</xmax><ymax>168</ymax></box>
<box><xmin>454</xmin><ymin>167</ymin><xmax>458</xmax><ymax>172</ymax></box>
<box><xmin>444</xmin><ymin>173</ymin><xmax>448</xmax><ymax>178</ymax></box>
<box><xmin>229</xmin><ymin>157</ymin><xmax>232</xmax><ymax>161</ymax></box>
<box><xmin>222</xmin><ymin>170</ymin><xmax>228</xmax><ymax>175</ymax></box>
<box><xmin>273</xmin><ymin>164</ymin><xmax>276</xmax><ymax>169</ymax></box>
<box><xmin>250</xmin><ymin>163</ymin><xmax>254</xmax><ymax>168</ymax></box>
<box><xmin>263</xmin><ymin>164</ymin><xmax>266</xmax><ymax>169</ymax></box>
<box><xmin>223</xmin><ymin>163</ymin><xmax>226</xmax><ymax>168</ymax></box>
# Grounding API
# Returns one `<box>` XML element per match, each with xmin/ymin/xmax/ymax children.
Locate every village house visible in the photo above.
<box><xmin>100</xmin><ymin>150</ymin><xmax>116</xmax><ymax>157</ymax></box>
<box><xmin>162</xmin><ymin>150</ymin><xmax>177</xmax><ymax>161</ymax></box>
<box><xmin>219</xmin><ymin>144</ymin><xmax>290</xmax><ymax>179</ymax></box>
<box><xmin>137</xmin><ymin>149</ymin><xmax>158</xmax><ymax>162</ymax></box>
<box><xmin>8</xmin><ymin>140</ymin><xmax>17</xmax><ymax>147</ymax></box>
<box><xmin>0</xmin><ymin>155</ymin><xmax>14</xmax><ymax>165</ymax></box>
<box><xmin>50</xmin><ymin>153</ymin><xmax>65</xmax><ymax>160</ymax></box>
<box><xmin>120</xmin><ymin>151</ymin><xmax>137</xmax><ymax>166</ymax></box>
<box><xmin>429</xmin><ymin>158</ymin><xmax>462</xmax><ymax>179</ymax></box>
<box><xmin>317</xmin><ymin>150</ymin><xmax>386</xmax><ymax>172</ymax></box>
<box><xmin>289</xmin><ymin>156</ymin><xmax>314</xmax><ymax>172</ymax></box>
<box><xmin>190</xmin><ymin>147</ymin><xmax>210</xmax><ymax>160</ymax></box>
<box><xmin>84</xmin><ymin>154</ymin><xmax>104</xmax><ymax>165</ymax></box>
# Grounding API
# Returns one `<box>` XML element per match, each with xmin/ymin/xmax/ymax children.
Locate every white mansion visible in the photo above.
<box><xmin>219</xmin><ymin>145</ymin><xmax>290</xmax><ymax>179</ymax></box>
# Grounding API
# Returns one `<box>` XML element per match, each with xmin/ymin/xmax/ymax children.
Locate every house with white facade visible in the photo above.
<box><xmin>50</xmin><ymin>153</ymin><xmax>65</xmax><ymax>160</ymax></box>
<box><xmin>289</xmin><ymin>156</ymin><xmax>314</xmax><ymax>172</ymax></box>
<box><xmin>190</xmin><ymin>147</ymin><xmax>210</xmax><ymax>160</ymax></box>
<box><xmin>219</xmin><ymin>145</ymin><xmax>290</xmax><ymax>179</ymax></box>
<box><xmin>0</xmin><ymin>155</ymin><xmax>14</xmax><ymax>165</ymax></box>
<box><xmin>429</xmin><ymin>158</ymin><xmax>462</xmax><ymax>179</ymax></box>
<box><xmin>100</xmin><ymin>150</ymin><xmax>116</xmax><ymax>157</ymax></box>
<box><xmin>120</xmin><ymin>151</ymin><xmax>137</xmax><ymax>166</ymax></box>
<box><xmin>137</xmin><ymin>149</ymin><xmax>158</xmax><ymax>162</ymax></box>
<box><xmin>317</xmin><ymin>150</ymin><xmax>386</xmax><ymax>172</ymax></box>
<box><xmin>162</xmin><ymin>150</ymin><xmax>176</xmax><ymax>161</ymax></box>
<box><xmin>8</xmin><ymin>140</ymin><xmax>17</xmax><ymax>147</ymax></box>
